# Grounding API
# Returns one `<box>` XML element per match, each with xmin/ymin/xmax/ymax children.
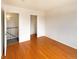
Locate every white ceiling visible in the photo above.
<box><xmin>2</xmin><ymin>0</ymin><xmax>76</xmax><ymax>11</ymax></box>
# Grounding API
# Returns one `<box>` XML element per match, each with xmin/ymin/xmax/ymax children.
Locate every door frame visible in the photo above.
<box><xmin>30</xmin><ymin>15</ymin><xmax>38</xmax><ymax>38</ymax></box>
<box><xmin>4</xmin><ymin>11</ymin><xmax>7</xmax><ymax>56</ymax></box>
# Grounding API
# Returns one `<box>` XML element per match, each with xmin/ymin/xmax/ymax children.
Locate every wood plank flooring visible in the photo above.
<box><xmin>3</xmin><ymin>36</ymin><xmax>77</xmax><ymax>59</ymax></box>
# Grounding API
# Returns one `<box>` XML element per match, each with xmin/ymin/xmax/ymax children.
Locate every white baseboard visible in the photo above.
<box><xmin>46</xmin><ymin>35</ymin><xmax>77</xmax><ymax>49</ymax></box>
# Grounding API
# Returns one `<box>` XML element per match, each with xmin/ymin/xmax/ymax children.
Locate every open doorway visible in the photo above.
<box><xmin>6</xmin><ymin>13</ymin><xmax>19</xmax><ymax>45</ymax></box>
<box><xmin>30</xmin><ymin>15</ymin><xmax>37</xmax><ymax>40</ymax></box>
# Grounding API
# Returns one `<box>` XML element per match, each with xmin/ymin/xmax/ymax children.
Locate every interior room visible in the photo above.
<box><xmin>6</xmin><ymin>13</ymin><xmax>19</xmax><ymax>45</ymax></box>
<box><xmin>1</xmin><ymin>0</ymin><xmax>77</xmax><ymax>59</ymax></box>
<box><xmin>30</xmin><ymin>15</ymin><xmax>37</xmax><ymax>39</ymax></box>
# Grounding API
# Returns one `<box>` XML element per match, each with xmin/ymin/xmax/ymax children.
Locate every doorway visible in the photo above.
<box><xmin>30</xmin><ymin>15</ymin><xmax>37</xmax><ymax>40</ymax></box>
<box><xmin>6</xmin><ymin>13</ymin><xmax>19</xmax><ymax>45</ymax></box>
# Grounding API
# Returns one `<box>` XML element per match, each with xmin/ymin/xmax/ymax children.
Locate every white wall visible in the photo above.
<box><xmin>37</xmin><ymin>15</ymin><xmax>45</xmax><ymax>37</ymax></box>
<box><xmin>2</xmin><ymin>4</ymin><xmax>45</xmax><ymax>42</ymax></box>
<box><xmin>45</xmin><ymin>3</ymin><xmax>77</xmax><ymax>48</ymax></box>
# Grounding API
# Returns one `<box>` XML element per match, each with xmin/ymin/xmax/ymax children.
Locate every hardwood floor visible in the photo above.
<box><xmin>3</xmin><ymin>36</ymin><xmax>77</xmax><ymax>59</ymax></box>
